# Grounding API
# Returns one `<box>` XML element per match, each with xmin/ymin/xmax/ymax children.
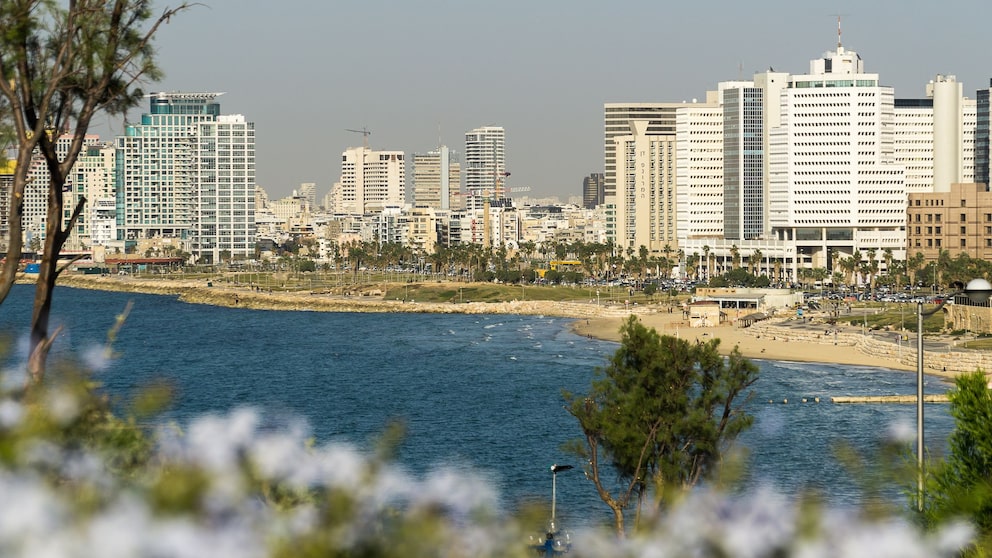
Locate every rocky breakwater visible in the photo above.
<box><xmin>54</xmin><ymin>275</ymin><xmax>654</xmax><ymax>320</ymax></box>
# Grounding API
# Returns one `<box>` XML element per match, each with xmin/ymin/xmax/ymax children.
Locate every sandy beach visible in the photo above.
<box><xmin>44</xmin><ymin>274</ymin><xmax>992</xmax><ymax>377</ymax></box>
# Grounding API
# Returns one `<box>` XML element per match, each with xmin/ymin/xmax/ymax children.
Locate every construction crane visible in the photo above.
<box><xmin>346</xmin><ymin>127</ymin><xmax>371</xmax><ymax>148</ymax></box>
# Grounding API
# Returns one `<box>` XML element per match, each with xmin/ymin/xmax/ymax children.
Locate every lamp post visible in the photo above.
<box><xmin>549</xmin><ymin>464</ymin><xmax>573</xmax><ymax>532</ymax></box>
<box><xmin>916</xmin><ymin>277</ymin><xmax>992</xmax><ymax>511</ymax></box>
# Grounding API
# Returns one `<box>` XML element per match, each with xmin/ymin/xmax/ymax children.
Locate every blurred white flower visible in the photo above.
<box><xmin>885</xmin><ymin>419</ymin><xmax>915</xmax><ymax>444</ymax></box>
<box><xmin>0</xmin><ymin>399</ymin><xmax>23</xmax><ymax>428</ymax></box>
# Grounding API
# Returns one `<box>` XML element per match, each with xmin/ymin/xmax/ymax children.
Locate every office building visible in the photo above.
<box><xmin>581</xmin><ymin>172</ymin><xmax>604</xmax><ymax>209</ymax></box>
<box><xmin>413</xmin><ymin>146</ymin><xmax>461</xmax><ymax>210</ymax></box>
<box><xmin>675</xmin><ymin>93</ymin><xmax>724</xmax><ymax>241</ymax></box>
<box><xmin>906</xmin><ymin>182</ymin><xmax>992</xmax><ymax>261</ymax></box>
<box><xmin>767</xmin><ymin>43</ymin><xmax>907</xmax><ymax>269</ymax></box>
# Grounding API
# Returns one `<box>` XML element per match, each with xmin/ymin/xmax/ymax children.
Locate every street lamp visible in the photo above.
<box><xmin>549</xmin><ymin>464</ymin><xmax>573</xmax><ymax>534</ymax></box>
<box><xmin>916</xmin><ymin>277</ymin><xmax>992</xmax><ymax>511</ymax></box>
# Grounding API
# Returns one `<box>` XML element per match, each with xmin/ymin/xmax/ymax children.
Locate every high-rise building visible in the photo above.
<box><xmin>24</xmin><ymin>134</ymin><xmax>101</xmax><ymax>243</ymax></box>
<box><xmin>581</xmin><ymin>172</ymin><xmax>604</xmax><ymax>209</ymax></box>
<box><xmin>117</xmin><ymin>92</ymin><xmax>256</xmax><ymax>263</ymax></box>
<box><xmin>603</xmin><ymin>103</ymin><xmax>681</xmax><ymax>242</ymax></box>
<box><xmin>334</xmin><ymin>145</ymin><xmax>405</xmax><ymax>215</ymax></box>
<box><xmin>413</xmin><ymin>146</ymin><xmax>461</xmax><ymax>210</ymax></box>
<box><xmin>675</xmin><ymin>93</ymin><xmax>724</xmax><ymax>241</ymax></box>
<box><xmin>977</xmin><ymin>80</ymin><xmax>991</xmax><ymax>187</ymax></box>
<box><xmin>464</xmin><ymin>126</ymin><xmax>505</xmax><ymax>198</ymax></box>
<box><xmin>298</xmin><ymin>183</ymin><xmax>317</xmax><ymax>211</ymax></box>
<box><xmin>767</xmin><ymin>44</ymin><xmax>906</xmax><ymax>268</ymax></box>
<box><xmin>68</xmin><ymin>143</ymin><xmax>117</xmax><ymax>250</ymax></box>
<box><xmin>612</xmin><ymin>120</ymin><xmax>677</xmax><ymax>255</ymax></box>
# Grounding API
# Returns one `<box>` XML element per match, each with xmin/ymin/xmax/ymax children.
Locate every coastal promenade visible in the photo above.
<box><xmin>45</xmin><ymin>274</ymin><xmax>992</xmax><ymax>377</ymax></box>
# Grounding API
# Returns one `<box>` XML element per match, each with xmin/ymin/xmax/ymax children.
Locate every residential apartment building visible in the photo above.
<box><xmin>332</xmin><ymin>146</ymin><xmax>405</xmax><ymax>215</ymax></box>
<box><xmin>67</xmin><ymin>143</ymin><xmax>117</xmax><ymax>250</ymax></box>
<box><xmin>23</xmin><ymin>134</ymin><xmax>101</xmax><ymax>244</ymax></box>
<box><xmin>464</xmin><ymin>126</ymin><xmax>505</xmax><ymax>198</ymax></box>
<box><xmin>906</xmin><ymin>182</ymin><xmax>992</xmax><ymax>261</ymax></box>
<box><xmin>116</xmin><ymin>92</ymin><xmax>256</xmax><ymax>263</ymax></box>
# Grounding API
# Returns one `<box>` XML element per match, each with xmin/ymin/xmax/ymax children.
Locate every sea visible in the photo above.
<box><xmin>0</xmin><ymin>284</ymin><xmax>956</xmax><ymax>529</ymax></box>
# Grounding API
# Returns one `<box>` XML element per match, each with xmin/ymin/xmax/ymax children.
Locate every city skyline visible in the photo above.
<box><xmin>90</xmin><ymin>0</ymin><xmax>992</xmax><ymax>200</ymax></box>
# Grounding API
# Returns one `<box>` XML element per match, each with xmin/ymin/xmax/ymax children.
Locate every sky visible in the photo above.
<box><xmin>91</xmin><ymin>0</ymin><xmax>992</xmax><ymax>201</ymax></box>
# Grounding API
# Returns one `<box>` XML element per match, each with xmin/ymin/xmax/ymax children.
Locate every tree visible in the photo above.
<box><xmin>924</xmin><ymin>370</ymin><xmax>992</xmax><ymax>544</ymax></box>
<box><xmin>0</xmin><ymin>0</ymin><xmax>190</xmax><ymax>383</ymax></box>
<box><xmin>563</xmin><ymin>316</ymin><xmax>759</xmax><ymax>537</ymax></box>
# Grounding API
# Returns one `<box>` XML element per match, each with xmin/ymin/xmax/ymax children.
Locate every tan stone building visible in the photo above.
<box><xmin>906</xmin><ymin>182</ymin><xmax>992</xmax><ymax>261</ymax></box>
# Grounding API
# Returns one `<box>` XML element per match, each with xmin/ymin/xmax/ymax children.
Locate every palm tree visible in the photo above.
<box><xmin>730</xmin><ymin>244</ymin><xmax>740</xmax><ymax>270</ymax></box>
<box><xmin>701</xmin><ymin>245</ymin><xmax>711</xmax><ymax>279</ymax></box>
<box><xmin>749</xmin><ymin>249</ymin><xmax>763</xmax><ymax>277</ymax></box>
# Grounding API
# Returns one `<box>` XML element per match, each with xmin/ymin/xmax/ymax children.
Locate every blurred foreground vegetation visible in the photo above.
<box><xmin>0</xmin><ymin>332</ymin><xmax>987</xmax><ymax>557</ymax></box>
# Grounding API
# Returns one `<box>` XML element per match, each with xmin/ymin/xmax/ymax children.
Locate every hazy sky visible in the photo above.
<box><xmin>93</xmin><ymin>0</ymin><xmax>992</xmax><ymax>201</ymax></box>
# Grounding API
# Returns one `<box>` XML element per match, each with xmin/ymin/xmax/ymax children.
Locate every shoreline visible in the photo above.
<box><xmin>36</xmin><ymin>275</ymin><xmax>988</xmax><ymax>377</ymax></box>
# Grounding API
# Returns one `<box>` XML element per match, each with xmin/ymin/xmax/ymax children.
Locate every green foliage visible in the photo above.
<box><xmin>563</xmin><ymin>316</ymin><xmax>759</xmax><ymax>535</ymax></box>
<box><xmin>709</xmin><ymin>268</ymin><xmax>764</xmax><ymax>288</ymax></box>
<box><xmin>925</xmin><ymin>370</ymin><xmax>992</xmax><ymax>542</ymax></box>
<box><xmin>643</xmin><ymin>283</ymin><xmax>658</xmax><ymax>297</ymax></box>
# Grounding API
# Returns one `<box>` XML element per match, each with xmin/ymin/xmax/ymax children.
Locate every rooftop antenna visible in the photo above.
<box><xmin>830</xmin><ymin>14</ymin><xmax>850</xmax><ymax>49</ymax></box>
<box><xmin>345</xmin><ymin>127</ymin><xmax>371</xmax><ymax>149</ymax></box>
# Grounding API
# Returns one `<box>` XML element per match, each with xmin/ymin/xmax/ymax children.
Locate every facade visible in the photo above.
<box><xmin>894</xmin><ymin>98</ymin><xmax>935</xmax><ymax>194</ymax></box>
<box><xmin>906</xmin><ymin>182</ymin><xmax>992</xmax><ymax>262</ymax></box>
<box><xmin>188</xmin><ymin>114</ymin><xmax>256</xmax><ymax>262</ymax></box>
<box><xmin>335</xmin><ymin>146</ymin><xmax>405</xmax><ymax>215</ymax></box>
<box><xmin>464</xmin><ymin>126</ymin><xmax>505</xmax><ymax>198</ymax></box>
<box><xmin>413</xmin><ymin>146</ymin><xmax>461</xmax><ymax>210</ymax></box>
<box><xmin>582</xmin><ymin>172</ymin><xmax>604</xmax><ymax>209</ymax></box>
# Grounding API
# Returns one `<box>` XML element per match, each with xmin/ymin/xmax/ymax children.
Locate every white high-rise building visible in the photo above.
<box><xmin>464</xmin><ymin>126</ymin><xmax>505</xmax><ymax>198</ymax></box>
<box><xmin>767</xmin><ymin>44</ymin><xmax>907</xmax><ymax>268</ymax></box>
<box><xmin>675</xmin><ymin>93</ymin><xmax>724</xmax><ymax>241</ymax></box>
<box><xmin>334</xmin><ymin>146</ymin><xmax>405</xmax><ymax>215</ymax></box>
<box><xmin>117</xmin><ymin>92</ymin><xmax>256</xmax><ymax>263</ymax></box>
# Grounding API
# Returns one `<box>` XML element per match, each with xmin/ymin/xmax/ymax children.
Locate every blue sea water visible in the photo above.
<box><xmin>0</xmin><ymin>284</ymin><xmax>955</xmax><ymax>528</ymax></box>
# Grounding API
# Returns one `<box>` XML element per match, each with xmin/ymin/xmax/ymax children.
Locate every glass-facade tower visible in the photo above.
<box><xmin>723</xmin><ymin>87</ymin><xmax>764</xmax><ymax>240</ymax></box>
